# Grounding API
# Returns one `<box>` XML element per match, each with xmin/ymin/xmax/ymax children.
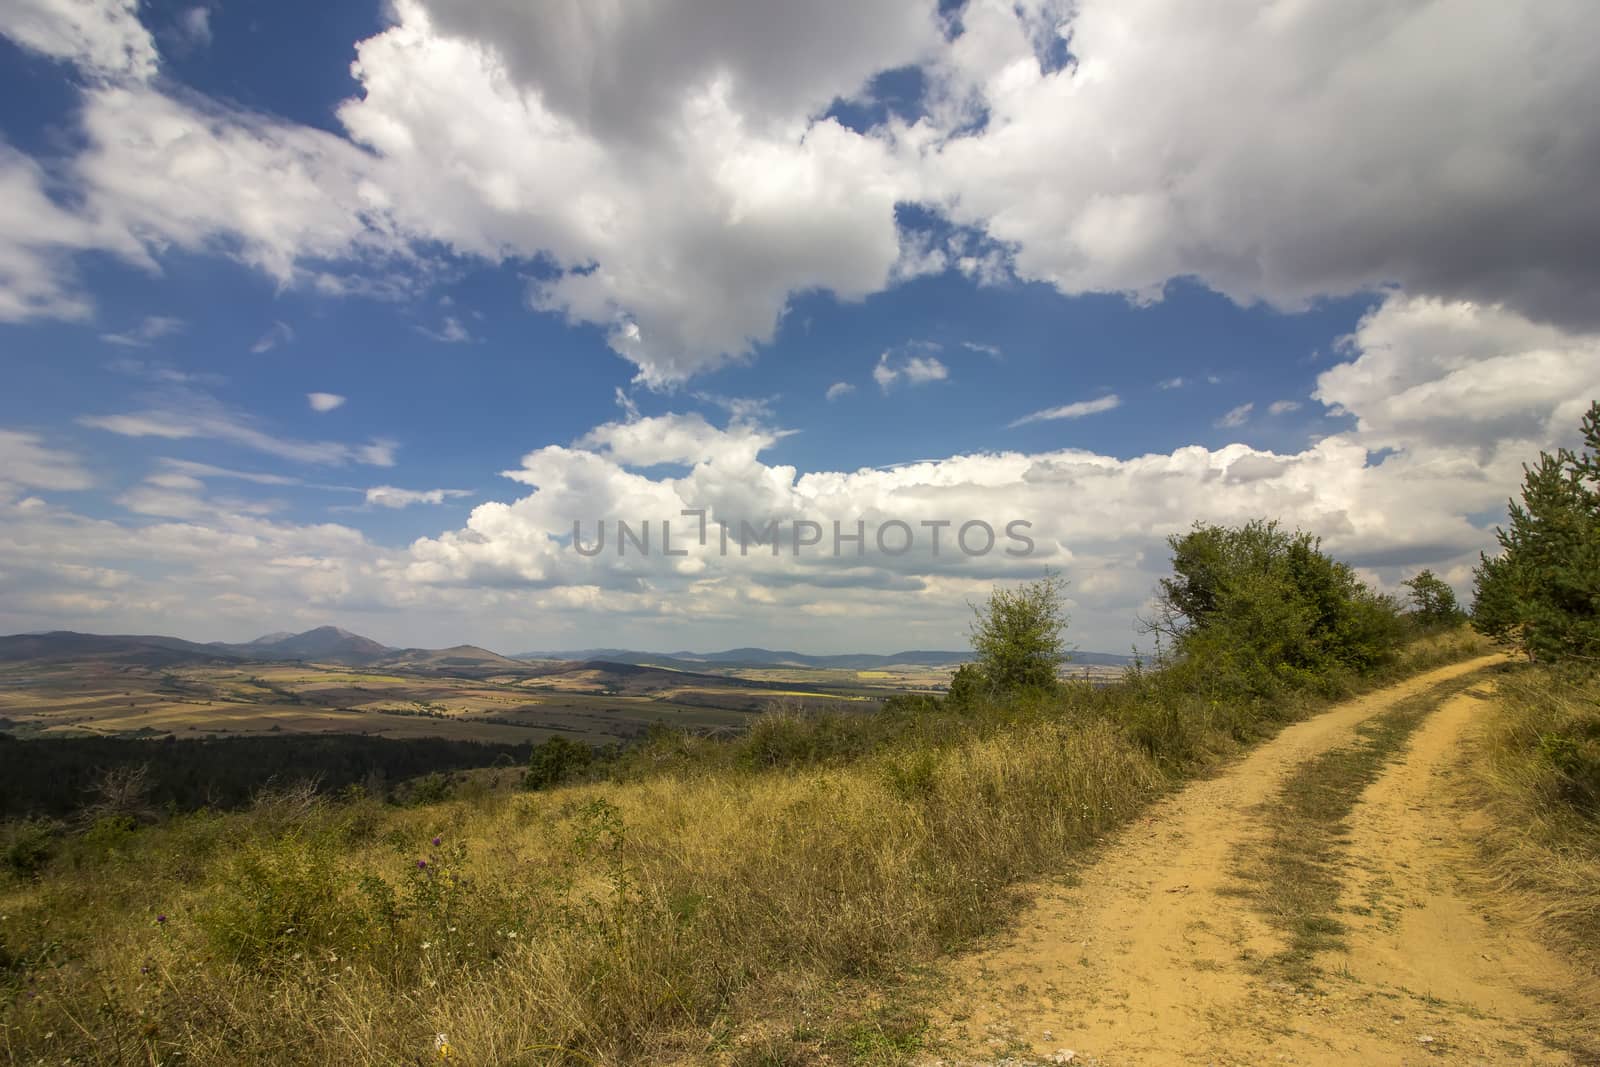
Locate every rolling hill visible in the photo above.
<box><xmin>515</xmin><ymin>646</ymin><xmax>1133</xmax><ymax>670</ymax></box>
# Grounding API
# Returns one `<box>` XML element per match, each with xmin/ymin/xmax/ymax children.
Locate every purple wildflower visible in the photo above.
<box><xmin>156</xmin><ymin>914</ymin><xmax>167</xmax><ymax>924</ymax></box>
<box><xmin>418</xmin><ymin>859</ymin><xmax>428</xmax><ymax>869</ymax></box>
<box><xmin>432</xmin><ymin>836</ymin><xmax>442</xmax><ymax>847</ymax></box>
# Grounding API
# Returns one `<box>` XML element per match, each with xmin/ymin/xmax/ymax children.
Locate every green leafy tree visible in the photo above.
<box><xmin>1472</xmin><ymin>401</ymin><xmax>1600</xmax><ymax>662</ymax></box>
<box><xmin>524</xmin><ymin>736</ymin><xmax>595</xmax><ymax>790</ymax></box>
<box><xmin>944</xmin><ymin>662</ymin><xmax>988</xmax><ymax>709</ymax></box>
<box><xmin>1401</xmin><ymin>569</ymin><xmax>1464</xmax><ymax>627</ymax></box>
<box><xmin>1148</xmin><ymin>519</ymin><xmax>1403</xmax><ymax>692</ymax></box>
<box><xmin>969</xmin><ymin>572</ymin><xmax>1069</xmax><ymax>694</ymax></box>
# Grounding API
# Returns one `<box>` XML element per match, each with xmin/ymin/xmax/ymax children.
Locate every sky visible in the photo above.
<box><xmin>0</xmin><ymin>0</ymin><xmax>1597</xmax><ymax>656</ymax></box>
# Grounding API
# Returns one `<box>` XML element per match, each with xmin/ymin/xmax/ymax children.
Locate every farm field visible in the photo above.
<box><xmin>0</xmin><ymin>657</ymin><xmax>880</xmax><ymax>746</ymax></box>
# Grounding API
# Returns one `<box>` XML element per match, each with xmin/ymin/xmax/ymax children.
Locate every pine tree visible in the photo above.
<box><xmin>1473</xmin><ymin>402</ymin><xmax>1600</xmax><ymax>662</ymax></box>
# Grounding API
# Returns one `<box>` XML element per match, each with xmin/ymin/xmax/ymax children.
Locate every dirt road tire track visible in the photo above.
<box><xmin>923</xmin><ymin>656</ymin><xmax>1593</xmax><ymax>1066</ymax></box>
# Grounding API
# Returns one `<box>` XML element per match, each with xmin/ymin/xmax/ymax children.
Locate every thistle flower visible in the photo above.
<box><xmin>432</xmin><ymin>836</ymin><xmax>442</xmax><ymax>846</ymax></box>
<box><xmin>418</xmin><ymin>859</ymin><xmax>428</xmax><ymax>869</ymax></box>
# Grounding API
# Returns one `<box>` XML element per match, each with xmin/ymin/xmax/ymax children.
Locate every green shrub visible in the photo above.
<box><xmin>2</xmin><ymin>819</ymin><xmax>56</xmax><ymax>878</ymax></box>
<box><xmin>524</xmin><ymin>735</ymin><xmax>596</xmax><ymax>790</ymax></box>
<box><xmin>200</xmin><ymin>832</ymin><xmax>360</xmax><ymax>967</ymax></box>
<box><xmin>1149</xmin><ymin>519</ymin><xmax>1404</xmax><ymax>697</ymax></box>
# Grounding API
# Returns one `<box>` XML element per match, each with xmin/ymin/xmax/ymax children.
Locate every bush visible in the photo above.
<box><xmin>2</xmin><ymin>819</ymin><xmax>56</xmax><ymax>878</ymax></box>
<box><xmin>524</xmin><ymin>735</ymin><xmax>596</xmax><ymax>790</ymax></box>
<box><xmin>1148</xmin><ymin>519</ymin><xmax>1404</xmax><ymax>696</ymax></box>
<box><xmin>201</xmin><ymin>831</ymin><xmax>360</xmax><ymax>967</ymax></box>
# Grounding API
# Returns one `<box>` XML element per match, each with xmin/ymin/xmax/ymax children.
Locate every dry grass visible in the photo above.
<box><xmin>1468</xmin><ymin>665</ymin><xmax>1600</xmax><ymax>981</ymax></box>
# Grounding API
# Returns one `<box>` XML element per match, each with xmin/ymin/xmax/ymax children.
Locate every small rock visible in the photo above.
<box><xmin>1417</xmin><ymin>1034</ymin><xmax>1436</xmax><ymax>1045</ymax></box>
<box><xmin>1051</xmin><ymin>1050</ymin><xmax>1077</xmax><ymax>1064</ymax></box>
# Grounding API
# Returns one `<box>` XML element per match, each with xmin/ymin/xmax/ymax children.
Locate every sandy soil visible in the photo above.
<box><xmin>923</xmin><ymin>656</ymin><xmax>1595</xmax><ymax>1066</ymax></box>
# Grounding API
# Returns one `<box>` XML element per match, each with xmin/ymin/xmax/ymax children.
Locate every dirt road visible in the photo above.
<box><xmin>925</xmin><ymin>656</ymin><xmax>1595</xmax><ymax>1066</ymax></box>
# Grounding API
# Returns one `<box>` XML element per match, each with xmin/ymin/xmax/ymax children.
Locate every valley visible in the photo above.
<box><xmin>0</xmin><ymin>626</ymin><xmax>1130</xmax><ymax>745</ymax></box>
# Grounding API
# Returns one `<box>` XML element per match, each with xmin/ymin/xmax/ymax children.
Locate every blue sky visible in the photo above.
<box><xmin>1</xmin><ymin>0</ymin><xmax>1597</xmax><ymax>654</ymax></box>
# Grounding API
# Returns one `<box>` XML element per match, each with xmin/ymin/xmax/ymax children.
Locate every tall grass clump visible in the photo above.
<box><xmin>1471</xmin><ymin>666</ymin><xmax>1600</xmax><ymax>976</ymax></box>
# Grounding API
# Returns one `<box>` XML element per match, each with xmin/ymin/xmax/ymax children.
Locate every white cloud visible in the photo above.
<box><xmin>178</xmin><ymin>6</ymin><xmax>210</xmax><ymax>47</ymax></box>
<box><xmin>1268</xmin><ymin>400</ymin><xmax>1303</xmax><ymax>416</ymax></box>
<box><xmin>1009</xmin><ymin>394</ymin><xmax>1121</xmax><ymax>428</ymax></box>
<box><xmin>1314</xmin><ymin>295</ymin><xmax>1600</xmax><ymax>451</ymax></box>
<box><xmin>251</xmin><ymin>320</ymin><xmax>295</xmax><ymax>354</ymax></box>
<box><xmin>874</xmin><ymin>348</ymin><xmax>949</xmax><ymax>391</ymax></box>
<box><xmin>365</xmin><ymin>486</ymin><xmax>471</xmax><ymax>509</ymax></box>
<box><xmin>924</xmin><ymin>0</ymin><xmax>1600</xmax><ymax>332</ymax></box>
<box><xmin>307</xmin><ymin>392</ymin><xmax>346</xmax><ymax>413</ymax></box>
<box><xmin>1157</xmin><ymin>377</ymin><xmax>1186</xmax><ymax>390</ymax></box>
<box><xmin>79</xmin><ymin>391</ymin><xmax>397</xmax><ymax>467</ymax></box>
<box><xmin>99</xmin><ymin>314</ymin><xmax>184</xmax><ymax>347</ymax></box>
<box><xmin>825</xmin><ymin>381</ymin><xmax>855</xmax><ymax>402</ymax></box>
<box><xmin>573</xmin><ymin>412</ymin><xmax>779</xmax><ymax>469</ymax></box>
<box><xmin>1216</xmin><ymin>403</ymin><xmax>1254</xmax><ymax>429</ymax></box>
<box><xmin>0</xmin><ymin>0</ymin><xmax>158</xmax><ymax>80</ymax></box>
<box><xmin>156</xmin><ymin>458</ymin><xmax>304</xmax><ymax>486</ymax></box>
<box><xmin>0</xmin><ymin>431</ymin><xmax>93</xmax><ymax>497</ymax></box>
<box><xmin>416</xmin><ymin>316</ymin><xmax>471</xmax><ymax>343</ymax></box>
<box><xmin>4</xmin><ymin>0</ymin><xmax>1598</xmax><ymax>391</ymax></box>
<box><xmin>961</xmin><ymin>340</ymin><xmax>1002</xmax><ymax>358</ymax></box>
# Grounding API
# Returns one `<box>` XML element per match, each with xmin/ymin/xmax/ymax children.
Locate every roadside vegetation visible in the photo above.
<box><xmin>1465</xmin><ymin>400</ymin><xmax>1600</xmax><ymax>981</ymax></box>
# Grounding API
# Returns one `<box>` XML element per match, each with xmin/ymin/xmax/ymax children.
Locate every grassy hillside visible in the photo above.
<box><xmin>0</xmin><ymin>628</ymin><xmax>1487</xmax><ymax>1065</ymax></box>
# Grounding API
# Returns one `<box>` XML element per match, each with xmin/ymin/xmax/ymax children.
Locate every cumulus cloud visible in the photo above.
<box><xmin>923</xmin><ymin>0</ymin><xmax>1600</xmax><ymax>331</ymax></box>
<box><xmin>1315</xmin><ymin>295</ymin><xmax>1600</xmax><ymax>451</ymax></box>
<box><xmin>5</xmin><ymin>0</ymin><xmax>1599</xmax><ymax>390</ymax></box>
<box><xmin>307</xmin><ymin>392</ymin><xmax>346</xmax><ymax>413</ymax></box>
<box><xmin>1009</xmin><ymin>394</ymin><xmax>1121</xmax><ymax>428</ymax></box>
<box><xmin>874</xmin><ymin>347</ymin><xmax>949</xmax><ymax>391</ymax></box>
<box><xmin>0</xmin><ymin>0</ymin><xmax>158</xmax><ymax>80</ymax></box>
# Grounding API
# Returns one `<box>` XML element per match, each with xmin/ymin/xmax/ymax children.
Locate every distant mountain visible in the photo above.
<box><xmin>514</xmin><ymin>646</ymin><xmax>1133</xmax><ymax>670</ymax></box>
<box><xmin>379</xmin><ymin>645</ymin><xmax>526</xmax><ymax>671</ymax></box>
<box><xmin>241</xmin><ymin>631</ymin><xmax>294</xmax><ymax>646</ymax></box>
<box><xmin>3</xmin><ymin>630</ymin><xmax>1133</xmax><ymax>677</ymax></box>
<box><xmin>0</xmin><ymin>627</ymin><xmax>397</xmax><ymax>669</ymax></box>
<box><xmin>0</xmin><ymin>631</ymin><xmax>240</xmax><ymax>667</ymax></box>
<box><xmin>233</xmin><ymin>626</ymin><xmax>392</xmax><ymax>665</ymax></box>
